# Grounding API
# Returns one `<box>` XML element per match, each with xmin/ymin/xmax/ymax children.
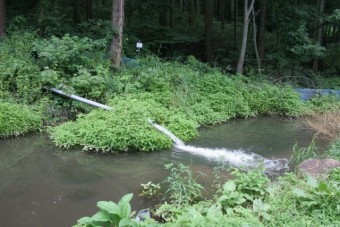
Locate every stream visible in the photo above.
<box><xmin>0</xmin><ymin>117</ymin><xmax>327</xmax><ymax>227</ymax></box>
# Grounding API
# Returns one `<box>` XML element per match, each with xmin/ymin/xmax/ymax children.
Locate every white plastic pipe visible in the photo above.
<box><xmin>50</xmin><ymin>88</ymin><xmax>113</xmax><ymax>110</ymax></box>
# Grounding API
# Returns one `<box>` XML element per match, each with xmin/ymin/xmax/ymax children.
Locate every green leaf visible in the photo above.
<box><xmin>317</xmin><ymin>181</ymin><xmax>331</xmax><ymax>193</ymax></box>
<box><xmin>306</xmin><ymin>175</ymin><xmax>318</xmax><ymax>188</ymax></box>
<box><xmin>253</xmin><ymin>199</ymin><xmax>270</xmax><ymax>212</ymax></box>
<box><xmin>118</xmin><ymin>193</ymin><xmax>133</xmax><ymax>207</ymax></box>
<box><xmin>91</xmin><ymin>211</ymin><xmax>111</xmax><ymax>222</ymax></box>
<box><xmin>262</xmin><ymin>212</ymin><xmax>271</xmax><ymax>221</ymax></box>
<box><xmin>120</xmin><ymin>203</ymin><xmax>132</xmax><ymax>219</ymax></box>
<box><xmin>293</xmin><ymin>188</ymin><xmax>308</xmax><ymax>197</ymax></box>
<box><xmin>77</xmin><ymin>216</ymin><xmax>92</xmax><ymax>225</ymax></box>
<box><xmin>207</xmin><ymin>204</ymin><xmax>222</xmax><ymax>219</ymax></box>
<box><xmin>97</xmin><ymin>201</ymin><xmax>121</xmax><ymax>216</ymax></box>
<box><xmin>119</xmin><ymin>218</ymin><xmax>132</xmax><ymax>227</ymax></box>
<box><xmin>223</xmin><ymin>180</ymin><xmax>236</xmax><ymax>192</ymax></box>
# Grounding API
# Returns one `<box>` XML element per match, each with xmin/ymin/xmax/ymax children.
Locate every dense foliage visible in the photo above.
<box><xmin>0</xmin><ymin>2</ymin><xmax>339</xmax><ymax>226</ymax></box>
<box><xmin>0</xmin><ymin>102</ymin><xmax>42</xmax><ymax>137</ymax></box>
<box><xmin>75</xmin><ymin>163</ymin><xmax>340</xmax><ymax>227</ymax></box>
<box><xmin>0</xmin><ymin>32</ymin><xmax>41</xmax><ymax>103</ymax></box>
<box><xmin>49</xmin><ymin>56</ymin><xmax>308</xmax><ymax>152</ymax></box>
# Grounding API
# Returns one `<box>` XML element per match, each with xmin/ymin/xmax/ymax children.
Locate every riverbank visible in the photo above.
<box><xmin>1</xmin><ymin>57</ymin><xmax>340</xmax><ymax>153</ymax></box>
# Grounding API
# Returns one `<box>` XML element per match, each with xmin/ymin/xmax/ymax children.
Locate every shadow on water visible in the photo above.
<box><xmin>0</xmin><ymin>117</ymin><xmax>328</xmax><ymax>227</ymax></box>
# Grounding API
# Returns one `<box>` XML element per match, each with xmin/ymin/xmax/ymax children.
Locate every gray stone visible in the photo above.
<box><xmin>298</xmin><ymin>158</ymin><xmax>340</xmax><ymax>178</ymax></box>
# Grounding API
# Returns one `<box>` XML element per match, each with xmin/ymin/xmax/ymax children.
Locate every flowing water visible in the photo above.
<box><xmin>0</xmin><ymin>118</ymin><xmax>327</xmax><ymax>227</ymax></box>
<box><xmin>149</xmin><ymin>119</ymin><xmax>289</xmax><ymax>173</ymax></box>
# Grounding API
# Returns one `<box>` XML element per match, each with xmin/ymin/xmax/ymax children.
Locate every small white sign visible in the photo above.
<box><xmin>136</xmin><ymin>42</ymin><xmax>143</xmax><ymax>48</ymax></box>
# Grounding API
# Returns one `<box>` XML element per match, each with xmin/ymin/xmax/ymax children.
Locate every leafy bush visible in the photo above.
<box><xmin>49</xmin><ymin>95</ymin><xmax>198</xmax><ymax>152</ymax></box>
<box><xmin>0</xmin><ymin>102</ymin><xmax>42</xmax><ymax>137</ymax></box>
<box><xmin>307</xmin><ymin>95</ymin><xmax>340</xmax><ymax>113</ymax></box>
<box><xmin>33</xmin><ymin>34</ymin><xmax>112</xmax><ymax>101</ymax></box>
<box><xmin>315</xmin><ymin>76</ymin><xmax>340</xmax><ymax>89</ymax></box>
<box><xmin>0</xmin><ymin>31</ymin><xmax>42</xmax><ymax>103</ymax></box>
<box><xmin>291</xmin><ymin>175</ymin><xmax>339</xmax><ymax>218</ymax></box>
<box><xmin>50</xmin><ymin>56</ymin><xmax>310</xmax><ymax>152</ymax></box>
<box><xmin>267</xmin><ymin>174</ymin><xmax>340</xmax><ymax>226</ymax></box>
<box><xmin>325</xmin><ymin>141</ymin><xmax>340</xmax><ymax>160</ymax></box>
<box><xmin>75</xmin><ymin>161</ymin><xmax>339</xmax><ymax>226</ymax></box>
<box><xmin>218</xmin><ymin>168</ymin><xmax>270</xmax><ymax>217</ymax></box>
<box><xmin>74</xmin><ymin>193</ymin><xmax>137</xmax><ymax>227</ymax></box>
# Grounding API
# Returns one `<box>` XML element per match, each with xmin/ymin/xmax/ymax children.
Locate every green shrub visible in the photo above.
<box><xmin>325</xmin><ymin>141</ymin><xmax>340</xmax><ymax>160</ymax></box>
<box><xmin>75</xmin><ymin>162</ymin><xmax>339</xmax><ymax>227</ymax></box>
<box><xmin>264</xmin><ymin>173</ymin><xmax>339</xmax><ymax>226</ymax></box>
<box><xmin>33</xmin><ymin>34</ymin><xmax>112</xmax><ymax>101</ymax></box>
<box><xmin>0</xmin><ymin>31</ymin><xmax>42</xmax><ymax>103</ymax></box>
<box><xmin>0</xmin><ymin>102</ymin><xmax>42</xmax><ymax>137</ymax></box>
<box><xmin>74</xmin><ymin>193</ymin><xmax>137</xmax><ymax>227</ymax></box>
<box><xmin>49</xmin><ymin>95</ymin><xmax>198</xmax><ymax>152</ymax></box>
<box><xmin>50</xmin><ymin>56</ymin><xmax>311</xmax><ymax>152</ymax></box>
<box><xmin>162</xmin><ymin>163</ymin><xmax>204</xmax><ymax>206</ymax></box>
<box><xmin>315</xmin><ymin>76</ymin><xmax>340</xmax><ymax>89</ymax></box>
<box><xmin>307</xmin><ymin>95</ymin><xmax>340</xmax><ymax>113</ymax></box>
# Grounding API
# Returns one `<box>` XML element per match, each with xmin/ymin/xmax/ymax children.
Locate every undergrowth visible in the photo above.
<box><xmin>0</xmin><ymin>102</ymin><xmax>43</xmax><ymax>137</ymax></box>
<box><xmin>75</xmin><ymin>163</ymin><xmax>340</xmax><ymax>227</ymax></box>
<box><xmin>51</xmin><ymin>56</ymin><xmax>309</xmax><ymax>152</ymax></box>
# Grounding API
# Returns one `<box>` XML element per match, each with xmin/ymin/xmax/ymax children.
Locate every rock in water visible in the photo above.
<box><xmin>298</xmin><ymin>158</ymin><xmax>340</xmax><ymax>178</ymax></box>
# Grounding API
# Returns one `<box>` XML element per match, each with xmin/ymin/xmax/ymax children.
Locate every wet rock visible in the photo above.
<box><xmin>298</xmin><ymin>158</ymin><xmax>340</xmax><ymax>178</ymax></box>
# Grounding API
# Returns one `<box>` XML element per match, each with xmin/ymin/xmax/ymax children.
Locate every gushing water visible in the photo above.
<box><xmin>148</xmin><ymin>119</ymin><xmax>185</xmax><ymax>146</ymax></box>
<box><xmin>149</xmin><ymin>119</ymin><xmax>288</xmax><ymax>172</ymax></box>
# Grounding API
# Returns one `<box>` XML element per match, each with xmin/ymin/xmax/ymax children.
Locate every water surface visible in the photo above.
<box><xmin>0</xmin><ymin>117</ymin><xmax>326</xmax><ymax>227</ymax></box>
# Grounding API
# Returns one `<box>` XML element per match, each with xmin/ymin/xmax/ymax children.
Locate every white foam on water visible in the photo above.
<box><xmin>149</xmin><ymin>120</ymin><xmax>289</xmax><ymax>172</ymax></box>
<box><xmin>174</xmin><ymin>144</ymin><xmax>288</xmax><ymax>171</ymax></box>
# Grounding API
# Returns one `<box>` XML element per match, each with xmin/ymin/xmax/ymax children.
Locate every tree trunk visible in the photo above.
<box><xmin>169</xmin><ymin>0</ymin><xmax>174</xmax><ymax>28</ymax></box>
<box><xmin>38</xmin><ymin>0</ymin><xmax>46</xmax><ymax>36</ymax></box>
<box><xmin>257</xmin><ymin>0</ymin><xmax>266</xmax><ymax>65</ymax></box>
<box><xmin>252</xmin><ymin>8</ymin><xmax>261</xmax><ymax>74</ymax></box>
<box><xmin>195</xmin><ymin>0</ymin><xmax>200</xmax><ymax>15</ymax></box>
<box><xmin>231</xmin><ymin>0</ymin><xmax>234</xmax><ymax>21</ymax></box>
<box><xmin>220</xmin><ymin>0</ymin><xmax>225</xmax><ymax>30</ymax></box>
<box><xmin>313</xmin><ymin>0</ymin><xmax>324</xmax><ymax>72</ymax></box>
<box><xmin>205</xmin><ymin>0</ymin><xmax>214</xmax><ymax>63</ymax></box>
<box><xmin>159</xmin><ymin>2</ymin><xmax>168</xmax><ymax>27</ymax></box>
<box><xmin>111</xmin><ymin>0</ymin><xmax>124</xmax><ymax>69</ymax></box>
<box><xmin>233</xmin><ymin>0</ymin><xmax>238</xmax><ymax>51</ymax></box>
<box><xmin>236</xmin><ymin>0</ymin><xmax>255</xmax><ymax>74</ymax></box>
<box><xmin>188</xmin><ymin>0</ymin><xmax>194</xmax><ymax>27</ymax></box>
<box><xmin>97</xmin><ymin>0</ymin><xmax>103</xmax><ymax>18</ymax></box>
<box><xmin>73</xmin><ymin>0</ymin><xmax>81</xmax><ymax>24</ymax></box>
<box><xmin>86</xmin><ymin>0</ymin><xmax>93</xmax><ymax>21</ymax></box>
<box><xmin>0</xmin><ymin>0</ymin><xmax>6</xmax><ymax>38</ymax></box>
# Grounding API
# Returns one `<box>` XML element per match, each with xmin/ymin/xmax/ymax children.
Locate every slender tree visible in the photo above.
<box><xmin>313</xmin><ymin>0</ymin><xmax>325</xmax><ymax>71</ymax></box>
<box><xmin>73</xmin><ymin>0</ymin><xmax>81</xmax><ymax>24</ymax></box>
<box><xmin>86</xmin><ymin>0</ymin><xmax>93</xmax><ymax>21</ymax></box>
<box><xmin>236</xmin><ymin>0</ymin><xmax>255</xmax><ymax>74</ymax></box>
<box><xmin>251</xmin><ymin>8</ymin><xmax>260</xmax><ymax>74</ymax></box>
<box><xmin>169</xmin><ymin>0</ymin><xmax>174</xmax><ymax>28</ymax></box>
<box><xmin>188</xmin><ymin>0</ymin><xmax>194</xmax><ymax>27</ymax></box>
<box><xmin>257</xmin><ymin>0</ymin><xmax>266</xmax><ymax>64</ymax></box>
<box><xmin>205</xmin><ymin>0</ymin><xmax>214</xmax><ymax>63</ymax></box>
<box><xmin>233</xmin><ymin>0</ymin><xmax>238</xmax><ymax>51</ymax></box>
<box><xmin>111</xmin><ymin>0</ymin><xmax>124</xmax><ymax>68</ymax></box>
<box><xmin>220</xmin><ymin>0</ymin><xmax>226</xmax><ymax>30</ymax></box>
<box><xmin>0</xmin><ymin>0</ymin><xmax>6</xmax><ymax>37</ymax></box>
